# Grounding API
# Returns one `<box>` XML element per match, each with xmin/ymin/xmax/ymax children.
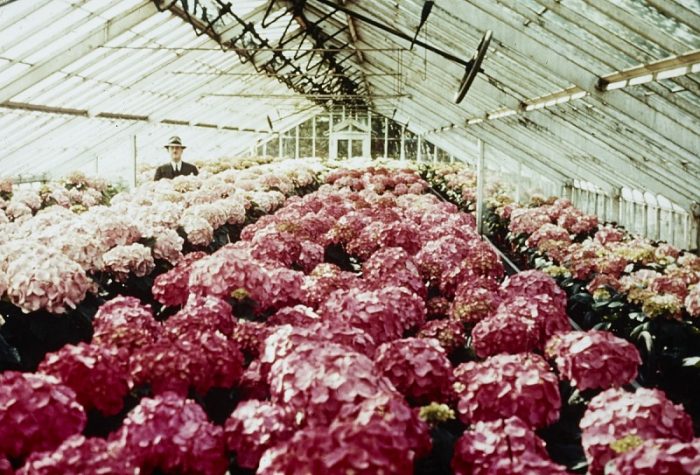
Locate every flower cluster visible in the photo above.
<box><xmin>92</xmin><ymin>296</ymin><xmax>162</xmax><ymax>352</ymax></box>
<box><xmin>580</xmin><ymin>388</ymin><xmax>694</xmax><ymax>474</ymax></box>
<box><xmin>604</xmin><ymin>438</ymin><xmax>700</xmax><ymax>475</ymax></box>
<box><xmin>102</xmin><ymin>243</ymin><xmax>155</xmax><ymax>282</ymax></box>
<box><xmin>417</xmin><ymin>319</ymin><xmax>466</xmax><ymax>355</ymax></box>
<box><xmin>0</xmin><ymin>372</ymin><xmax>85</xmax><ymax>462</ymax></box>
<box><xmin>545</xmin><ymin>330</ymin><xmax>641</xmax><ymax>390</ymax></box>
<box><xmin>374</xmin><ymin>338</ymin><xmax>453</xmax><ymax>404</ymax></box>
<box><xmin>112</xmin><ymin>392</ymin><xmax>227</xmax><ymax>475</ymax></box>
<box><xmin>152</xmin><ymin>251</ymin><xmax>206</xmax><ymax>307</ymax></box>
<box><xmin>38</xmin><ymin>343</ymin><xmax>130</xmax><ymax>416</ymax></box>
<box><xmin>452</xmin><ymin>417</ymin><xmax>570</xmax><ymax>475</ymax></box>
<box><xmin>453</xmin><ymin>353</ymin><xmax>561</xmax><ymax>429</ymax></box>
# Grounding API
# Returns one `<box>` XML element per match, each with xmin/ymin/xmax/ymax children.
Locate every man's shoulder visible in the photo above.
<box><xmin>183</xmin><ymin>162</ymin><xmax>198</xmax><ymax>170</ymax></box>
<box><xmin>156</xmin><ymin>163</ymin><xmax>170</xmax><ymax>171</ymax></box>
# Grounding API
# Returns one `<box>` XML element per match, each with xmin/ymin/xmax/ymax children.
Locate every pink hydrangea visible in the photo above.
<box><xmin>0</xmin><ymin>456</ymin><xmax>11</xmax><ymax>475</ymax></box>
<box><xmin>224</xmin><ymin>400</ymin><xmax>295</xmax><ymax>469</ymax></box>
<box><xmin>231</xmin><ymin>320</ymin><xmax>269</xmax><ymax>359</ymax></box>
<box><xmin>526</xmin><ymin>223</ymin><xmax>571</xmax><ymax>248</ymax></box>
<box><xmin>180</xmin><ymin>214</ymin><xmax>214</xmax><ymax>246</ymax></box>
<box><xmin>471</xmin><ymin>312</ymin><xmax>540</xmax><ymax>358</ymax></box>
<box><xmin>165</xmin><ymin>294</ymin><xmax>235</xmax><ymax>337</ymax></box>
<box><xmin>131</xmin><ymin>330</ymin><xmax>243</xmax><ymax>396</ymax></box>
<box><xmin>450</xmin><ymin>283</ymin><xmax>500</xmax><ymax>324</ymax></box>
<box><xmin>374</xmin><ymin>338</ymin><xmax>454</xmax><ymax>404</ymax></box>
<box><xmin>604</xmin><ymin>438</ymin><xmax>700</xmax><ymax>475</ymax></box>
<box><xmin>509</xmin><ymin>208</ymin><xmax>552</xmax><ymax>236</ymax></box>
<box><xmin>375</xmin><ymin>219</ymin><xmax>422</xmax><ymax>255</ymax></box>
<box><xmin>650</xmin><ymin>275</ymin><xmax>689</xmax><ymax>299</ymax></box>
<box><xmin>417</xmin><ymin>319</ymin><xmax>466</xmax><ymax>355</ymax></box>
<box><xmin>0</xmin><ymin>372</ymin><xmax>86</xmax><ymax>461</ymax></box>
<box><xmin>301</xmin><ymin>263</ymin><xmax>361</xmax><ymax>309</ymax></box>
<box><xmin>267</xmin><ymin>304</ymin><xmax>321</xmax><ymax>327</ymax></box>
<box><xmin>494</xmin><ymin>295</ymin><xmax>571</xmax><ymax>350</ymax></box>
<box><xmin>5</xmin><ymin>251</ymin><xmax>91</xmax><ymax>314</ymax></box>
<box><xmin>426</xmin><ymin>296</ymin><xmax>451</xmax><ymax>319</ymax></box>
<box><xmin>297</xmin><ymin>240</ymin><xmax>324</xmax><ymax>273</ymax></box>
<box><xmin>545</xmin><ymin>330</ymin><xmax>640</xmax><ymax>390</ymax></box>
<box><xmin>92</xmin><ymin>296</ymin><xmax>163</xmax><ymax>352</ymax></box>
<box><xmin>102</xmin><ymin>243</ymin><xmax>155</xmax><ymax>282</ymax></box>
<box><xmin>415</xmin><ymin>235</ymin><xmax>472</xmax><ymax>283</ymax></box>
<box><xmin>152</xmin><ymin>228</ymin><xmax>184</xmax><ymax>264</ymax></box>
<box><xmin>17</xmin><ymin>436</ymin><xmax>136</xmax><ymax>475</ymax></box>
<box><xmin>587</xmin><ymin>273</ymin><xmax>623</xmax><ymax>294</ymax></box>
<box><xmin>452</xmin><ymin>417</ymin><xmax>570</xmax><ymax>475</ymax></box>
<box><xmin>249</xmin><ymin>230</ymin><xmax>302</xmax><ymax>267</ymax></box>
<box><xmin>38</xmin><ymin>343</ymin><xmax>130</xmax><ymax>416</ymax></box>
<box><xmin>268</xmin><ymin>343</ymin><xmax>398</xmax><ymax>427</ymax></box>
<box><xmin>187</xmin><ymin>245</ymin><xmax>267</xmax><ymax>301</ymax></box>
<box><xmin>580</xmin><ymin>388</ymin><xmax>694</xmax><ymax>474</ymax></box>
<box><xmin>320</xmin><ymin>285</ymin><xmax>426</xmax><ymax>344</ymax></box>
<box><xmin>500</xmin><ymin>270</ymin><xmax>568</xmax><ymax>310</ymax></box>
<box><xmin>362</xmin><ymin>247</ymin><xmax>427</xmax><ymax>299</ymax></box>
<box><xmin>595</xmin><ymin>226</ymin><xmax>625</xmax><ymax>245</ymax></box>
<box><xmin>152</xmin><ymin>251</ymin><xmax>206</xmax><ymax>307</ymax></box>
<box><xmin>454</xmin><ymin>353</ymin><xmax>561</xmax><ymax>428</ymax></box>
<box><xmin>686</xmin><ymin>285</ymin><xmax>700</xmax><ymax>318</ymax></box>
<box><xmin>112</xmin><ymin>392</ymin><xmax>227</xmax><ymax>475</ymax></box>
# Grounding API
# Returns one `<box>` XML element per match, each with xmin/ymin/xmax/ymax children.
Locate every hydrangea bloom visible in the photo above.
<box><xmin>180</xmin><ymin>214</ymin><xmax>214</xmax><ymax>246</ymax></box>
<box><xmin>686</xmin><ymin>285</ymin><xmax>700</xmax><ymax>318</ymax></box>
<box><xmin>92</xmin><ymin>296</ymin><xmax>163</xmax><ymax>352</ymax></box>
<box><xmin>0</xmin><ymin>372</ymin><xmax>86</xmax><ymax>461</ymax></box>
<box><xmin>268</xmin><ymin>343</ymin><xmax>398</xmax><ymax>427</ymax></box>
<box><xmin>112</xmin><ymin>393</ymin><xmax>227</xmax><ymax>475</ymax></box>
<box><xmin>320</xmin><ymin>285</ymin><xmax>426</xmax><ymax>344</ymax></box>
<box><xmin>5</xmin><ymin>251</ymin><xmax>91</xmax><ymax>313</ymax></box>
<box><xmin>417</xmin><ymin>319</ymin><xmax>466</xmax><ymax>355</ymax></box>
<box><xmin>152</xmin><ymin>228</ymin><xmax>184</xmax><ymax>264</ymax></box>
<box><xmin>165</xmin><ymin>294</ymin><xmax>235</xmax><ymax>337</ymax></box>
<box><xmin>374</xmin><ymin>338</ymin><xmax>453</xmax><ymax>404</ymax></box>
<box><xmin>131</xmin><ymin>329</ymin><xmax>244</xmax><ymax>396</ymax></box>
<box><xmin>508</xmin><ymin>208</ymin><xmax>552</xmax><ymax>235</ymax></box>
<box><xmin>452</xmin><ymin>417</ymin><xmax>570</xmax><ymax>475</ymax></box>
<box><xmin>454</xmin><ymin>353</ymin><xmax>561</xmax><ymax>428</ymax></box>
<box><xmin>450</xmin><ymin>283</ymin><xmax>500</xmax><ymax>324</ymax></box>
<box><xmin>152</xmin><ymin>251</ymin><xmax>206</xmax><ymax>307</ymax></box>
<box><xmin>231</xmin><ymin>320</ymin><xmax>269</xmax><ymax>359</ymax></box>
<box><xmin>500</xmin><ymin>270</ymin><xmax>568</xmax><ymax>310</ymax></box>
<box><xmin>267</xmin><ymin>304</ymin><xmax>321</xmax><ymax>327</ymax></box>
<box><xmin>545</xmin><ymin>330</ymin><xmax>641</xmax><ymax>391</ymax></box>
<box><xmin>362</xmin><ymin>247</ymin><xmax>427</xmax><ymax>299</ymax></box>
<box><xmin>471</xmin><ymin>312</ymin><xmax>540</xmax><ymax>358</ymax></box>
<box><xmin>580</xmin><ymin>388</ymin><xmax>694</xmax><ymax>474</ymax></box>
<box><xmin>38</xmin><ymin>343</ymin><xmax>130</xmax><ymax>416</ymax></box>
<box><xmin>494</xmin><ymin>295</ymin><xmax>570</xmax><ymax>350</ymax></box>
<box><xmin>604</xmin><ymin>438</ymin><xmax>700</xmax><ymax>475</ymax></box>
<box><xmin>301</xmin><ymin>263</ymin><xmax>361</xmax><ymax>309</ymax></box>
<box><xmin>224</xmin><ymin>400</ymin><xmax>295</xmax><ymax>469</ymax></box>
<box><xmin>102</xmin><ymin>243</ymin><xmax>155</xmax><ymax>282</ymax></box>
<box><xmin>17</xmin><ymin>436</ymin><xmax>136</xmax><ymax>475</ymax></box>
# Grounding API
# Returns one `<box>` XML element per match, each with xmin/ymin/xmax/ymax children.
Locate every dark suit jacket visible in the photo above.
<box><xmin>154</xmin><ymin>162</ymin><xmax>199</xmax><ymax>181</ymax></box>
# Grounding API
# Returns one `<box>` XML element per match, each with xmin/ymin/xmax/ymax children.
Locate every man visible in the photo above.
<box><xmin>154</xmin><ymin>136</ymin><xmax>199</xmax><ymax>180</ymax></box>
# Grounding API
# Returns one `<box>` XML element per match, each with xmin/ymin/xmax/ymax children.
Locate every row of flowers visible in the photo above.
<box><xmin>1</xmin><ymin>164</ymin><xmax>697</xmax><ymax>474</ymax></box>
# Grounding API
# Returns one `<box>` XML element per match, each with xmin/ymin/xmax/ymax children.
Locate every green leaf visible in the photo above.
<box><xmin>607</xmin><ymin>301</ymin><xmax>625</xmax><ymax>309</ymax></box>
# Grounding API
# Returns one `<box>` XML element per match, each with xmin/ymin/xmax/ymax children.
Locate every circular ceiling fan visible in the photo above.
<box><xmin>454</xmin><ymin>30</ymin><xmax>492</xmax><ymax>104</ymax></box>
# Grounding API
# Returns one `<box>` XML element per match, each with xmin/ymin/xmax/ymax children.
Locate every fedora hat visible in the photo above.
<box><xmin>164</xmin><ymin>136</ymin><xmax>186</xmax><ymax>148</ymax></box>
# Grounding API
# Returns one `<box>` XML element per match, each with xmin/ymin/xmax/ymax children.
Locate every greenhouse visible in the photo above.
<box><xmin>0</xmin><ymin>0</ymin><xmax>698</xmax><ymax>473</ymax></box>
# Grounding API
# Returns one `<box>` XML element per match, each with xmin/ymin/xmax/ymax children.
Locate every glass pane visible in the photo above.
<box><xmin>337</xmin><ymin>139</ymin><xmax>348</xmax><ymax>159</ymax></box>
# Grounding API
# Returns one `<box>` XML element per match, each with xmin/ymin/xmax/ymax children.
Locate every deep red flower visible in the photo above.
<box><xmin>165</xmin><ymin>294</ymin><xmax>235</xmax><ymax>337</ymax></box>
<box><xmin>450</xmin><ymin>282</ymin><xmax>500</xmax><ymax>324</ymax></box>
<box><xmin>375</xmin><ymin>338</ymin><xmax>454</xmax><ymax>404</ymax></box>
<box><xmin>604</xmin><ymin>438</ymin><xmax>700</xmax><ymax>475</ymax></box>
<box><xmin>362</xmin><ymin>247</ymin><xmax>427</xmax><ymax>299</ymax></box>
<box><xmin>454</xmin><ymin>353</ymin><xmax>561</xmax><ymax>428</ymax></box>
<box><xmin>38</xmin><ymin>343</ymin><xmax>130</xmax><ymax>416</ymax></box>
<box><xmin>301</xmin><ymin>263</ymin><xmax>362</xmax><ymax>309</ymax></box>
<box><xmin>471</xmin><ymin>312</ymin><xmax>540</xmax><ymax>358</ymax></box>
<box><xmin>0</xmin><ymin>372</ymin><xmax>85</xmax><ymax>462</ymax></box>
<box><xmin>500</xmin><ymin>270</ymin><xmax>568</xmax><ymax>310</ymax></box>
<box><xmin>231</xmin><ymin>320</ymin><xmax>270</xmax><ymax>360</ymax></box>
<box><xmin>152</xmin><ymin>251</ymin><xmax>206</xmax><ymax>307</ymax></box>
<box><xmin>417</xmin><ymin>319</ymin><xmax>466</xmax><ymax>355</ymax></box>
<box><xmin>112</xmin><ymin>392</ymin><xmax>227</xmax><ymax>475</ymax></box>
<box><xmin>92</xmin><ymin>296</ymin><xmax>163</xmax><ymax>353</ymax></box>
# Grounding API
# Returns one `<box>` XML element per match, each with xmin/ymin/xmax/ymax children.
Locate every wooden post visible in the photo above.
<box><xmin>476</xmin><ymin>139</ymin><xmax>485</xmax><ymax>235</ymax></box>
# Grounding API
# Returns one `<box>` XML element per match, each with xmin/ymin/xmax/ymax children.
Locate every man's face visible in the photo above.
<box><xmin>168</xmin><ymin>146</ymin><xmax>183</xmax><ymax>162</ymax></box>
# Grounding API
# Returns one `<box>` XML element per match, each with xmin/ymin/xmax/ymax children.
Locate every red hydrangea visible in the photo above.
<box><xmin>509</xmin><ymin>208</ymin><xmax>552</xmax><ymax>235</ymax></box>
<box><xmin>320</xmin><ymin>285</ymin><xmax>426</xmax><ymax>344</ymax></box>
<box><xmin>375</xmin><ymin>219</ymin><xmax>422</xmax><ymax>255</ymax></box>
<box><xmin>417</xmin><ymin>319</ymin><xmax>466</xmax><ymax>355</ymax></box>
<box><xmin>0</xmin><ymin>372</ymin><xmax>86</xmax><ymax>461</ymax></box>
<box><xmin>415</xmin><ymin>235</ymin><xmax>472</xmax><ymax>283</ymax></box>
<box><xmin>595</xmin><ymin>226</ymin><xmax>625</xmax><ymax>245</ymax></box>
<box><xmin>0</xmin><ymin>456</ymin><xmax>10</xmax><ymax>475</ymax></box>
<box><xmin>152</xmin><ymin>251</ymin><xmax>206</xmax><ymax>307</ymax></box>
<box><xmin>500</xmin><ymin>270</ymin><xmax>568</xmax><ymax>310</ymax></box>
<box><xmin>92</xmin><ymin>296</ymin><xmax>163</xmax><ymax>352</ymax></box>
<box><xmin>261</xmin><ymin>323</ymin><xmax>377</xmax><ymax>377</ymax></box>
<box><xmin>38</xmin><ymin>343</ymin><xmax>130</xmax><ymax>416</ymax></box>
<box><xmin>454</xmin><ymin>353</ymin><xmax>561</xmax><ymax>428</ymax></box>
<box><xmin>545</xmin><ymin>330</ymin><xmax>641</xmax><ymax>391</ymax></box>
<box><xmin>587</xmin><ymin>274</ymin><xmax>622</xmax><ymax>294</ymax></box>
<box><xmin>258</xmin><ymin>415</ymin><xmax>422</xmax><ymax>474</ymax></box>
<box><xmin>131</xmin><ymin>330</ymin><xmax>244</xmax><ymax>396</ymax></box>
<box><xmin>165</xmin><ymin>294</ymin><xmax>235</xmax><ymax>337</ymax></box>
<box><xmin>452</xmin><ymin>417</ymin><xmax>571</xmax><ymax>475</ymax></box>
<box><xmin>187</xmin><ymin>245</ymin><xmax>262</xmax><ymax>299</ymax></box>
<box><xmin>112</xmin><ymin>392</ymin><xmax>227</xmax><ymax>475</ymax></box>
<box><xmin>224</xmin><ymin>400</ymin><xmax>295</xmax><ymax>469</ymax></box>
<box><xmin>604</xmin><ymin>438</ymin><xmax>700</xmax><ymax>475</ymax></box>
<box><xmin>255</xmin><ymin>266</ymin><xmax>305</xmax><ymax>312</ymax></box>
<box><xmin>374</xmin><ymin>338</ymin><xmax>453</xmax><ymax>404</ymax></box>
<box><xmin>267</xmin><ymin>304</ymin><xmax>321</xmax><ymax>327</ymax></box>
<box><xmin>231</xmin><ymin>320</ymin><xmax>270</xmax><ymax>359</ymax></box>
<box><xmin>17</xmin><ymin>436</ymin><xmax>136</xmax><ymax>475</ymax></box>
<box><xmin>301</xmin><ymin>263</ymin><xmax>362</xmax><ymax>309</ymax></box>
<box><xmin>426</xmin><ymin>296</ymin><xmax>451</xmax><ymax>319</ymax></box>
<box><xmin>580</xmin><ymin>388</ymin><xmax>694</xmax><ymax>474</ymax></box>
<box><xmin>239</xmin><ymin>360</ymin><xmax>270</xmax><ymax>400</ymax></box>
<box><xmin>650</xmin><ymin>275</ymin><xmax>689</xmax><ymax>299</ymax></box>
<box><xmin>450</xmin><ymin>283</ymin><xmax>500</xmax><ymax>324</ymax></box>
<box><xmin>471</xmin><ymin>313</ymin><xmax>540</xmax><ymax>358</ymax></box>
<box><xmin>249</xmin><ymin>230</ymin><xmax>302</xmax><ymax>267</ymax></box>
<box><xmin>268</xmin><ymin>343</ymin><xmax>398</xmax><ymax>427</ymax></box>
<box><xmin>494</xmin><ymin>295</ymin><xmax>571</xmax><ymax>350</ymax></box>
<box><xmin>362</xmin><ymin>247</ymin><xmax>427</xmax><ymax>299</ymax></box>
<box><xmin>297</xmin><ymin>240</ymin><xmax>324</xmax><ymax>273</ymax></box>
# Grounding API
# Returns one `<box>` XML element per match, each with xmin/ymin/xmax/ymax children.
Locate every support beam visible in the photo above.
<box><xmin>0</xmin><ymin>2</ymin><xmax>159</xmax><ymax>103</ymax></box>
